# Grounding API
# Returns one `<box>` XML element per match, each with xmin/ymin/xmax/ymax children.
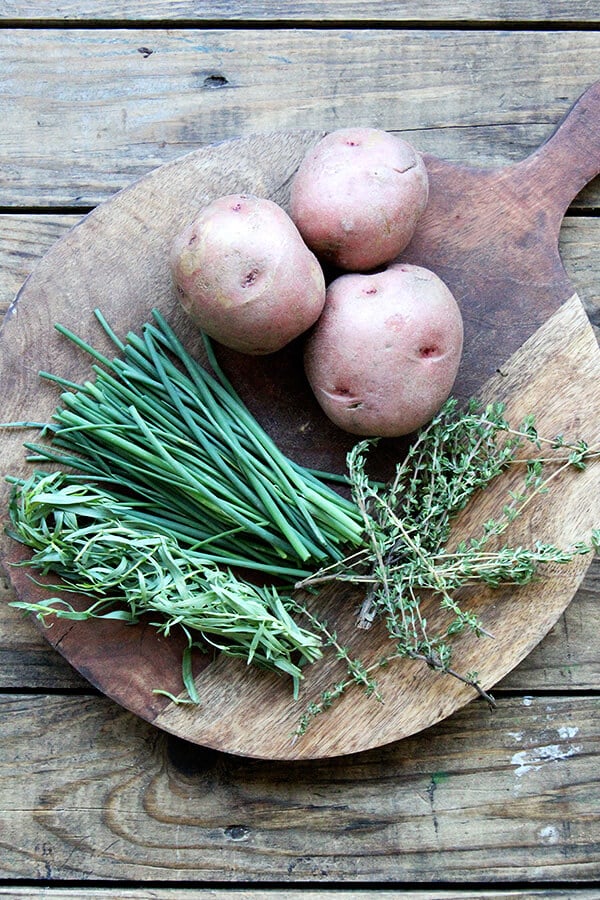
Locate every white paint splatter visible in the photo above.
<box><xmin>508</xmin><ymin>731</ymin><xmax>524</xmax><ymax>742</ymax></box>
<box><xmin>557</xmin><ymin>725</ymin><xmax>579</xmax><ymax>740</ymax></box>
<box><xmin>539</xmin><ymin>824</ymin><xmax>560</xmax><ymax>844</ymax></box>
<box><xmin>511</xmin><ymin>742</ymin><xmax>583</xmax><ymax>776</ymax></box>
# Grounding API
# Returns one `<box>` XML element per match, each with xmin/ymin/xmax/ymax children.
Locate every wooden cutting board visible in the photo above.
<box><xmin>1</xmin><ymin>82</ymin><xmax>600</xmax><ymax>760</ymax></box>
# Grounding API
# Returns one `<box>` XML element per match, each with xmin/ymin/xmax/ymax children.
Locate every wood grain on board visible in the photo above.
<box><xmin>1</xmin><ymin>81</ymin><xmax>600</xmax><ymax>758</ymax></box>
<box><xmin>3</xmin><ymin>29</ymin><xmax>600</xmax><ymax>206</ymax></box>
<box><xmin>1</xmin><ymin>5</ymin><xmax>600</xmax><ymax>893</ymax></box>
<box><xmin>3</xmin><ymin>893</ymin><xmax>599</xmax><ymax>900</ymax></box>
<box><xmin>1</xmin><ymin>692</ymin><xmax>598</xmax><ymax>880</ymax></box>
<box><xmin>1</xmin><ymin>0</ymin><xmax>599</xmax><ymax>21</ymax></box>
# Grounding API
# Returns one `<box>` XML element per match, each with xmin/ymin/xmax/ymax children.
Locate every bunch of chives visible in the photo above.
<box><xmin>20</xmin><ymin>308</ymin><xmax>365</xmax><ymax>582</ymax></box>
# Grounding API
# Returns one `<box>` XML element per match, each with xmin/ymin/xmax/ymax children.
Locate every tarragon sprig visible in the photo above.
<box><xmin>7</xmin><ymin>471</ymin><xmax>323</xmax><ymax>700</ymax></box>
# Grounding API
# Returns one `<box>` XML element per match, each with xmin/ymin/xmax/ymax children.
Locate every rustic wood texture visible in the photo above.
<box><xmin>3</xmin><ymin>893</ymin><xmax>600</xmax><ymax>900</ymax></box>
<box><xmin>3</xmin><ymin>29</ymin><xmax>600</xmax><ymax>207</ymax></box>
<box><xmin>498</xmin><ymin>554</ymin><xmax>600</xmax><ymax>690</ymax></box>
<box><xmin>1</xmin><ymin>1</ymin><xmax>599</xmax><ymax>21</ymax></box>
<box><xmin>1</xmin><ymin>85</ymin><xmax>599</xmax><ymax>759</ymax></box>
<box><xmin>1</xmin><ymin>692</ymin><xmax>598</xmax><ymax>880</ymax></box>
<box><xmin>2</xmin><ymin>5</ymin><xmax>600</xmax><ymax>890</ymax></box>
<box><xmin>0</xmin><ymin>215</ymin><xmax>81</xmax><ymax>314</ymax></box>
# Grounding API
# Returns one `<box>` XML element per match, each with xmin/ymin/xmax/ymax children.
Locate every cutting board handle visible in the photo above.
<box><xmin>518</xmin><ymin>80</ymin><xmax>600</xmax><ymax>216</ymax></box>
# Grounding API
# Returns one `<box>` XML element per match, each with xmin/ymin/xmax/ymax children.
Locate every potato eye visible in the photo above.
<box><xmin>241</xmin><ymin>269</ymin><xmax>260</xmax><ymax>287</ymax></box>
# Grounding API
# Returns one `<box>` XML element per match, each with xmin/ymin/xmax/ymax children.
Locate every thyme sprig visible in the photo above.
<box><xmin>293</xmin><ymin>399</ymin><xmax>599</xmax><ymax>735</ymax></box>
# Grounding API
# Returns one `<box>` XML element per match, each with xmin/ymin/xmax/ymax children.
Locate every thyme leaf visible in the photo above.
<box><xmin>293</xmin><ymin>399</ymin><xmax>599</xmax><ymax>737</ymax></box>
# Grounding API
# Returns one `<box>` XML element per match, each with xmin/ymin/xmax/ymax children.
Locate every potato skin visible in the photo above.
<box><xmin>289</xmin><ymin>128</ymin><xmax>429</xmax><ymax>272</ymax></box>
<box><xmin>304</xmin><ymin>264</ymin><xmax>463</xmax><ymax>437</ymax></box>
<box><xmin>170</xmin><ymin>194</ymin><xmax>326</xmax><ymax>355</ymax></box>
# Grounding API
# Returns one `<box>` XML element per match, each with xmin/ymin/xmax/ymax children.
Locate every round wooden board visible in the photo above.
<box><xmin>1</xmin><ymin>87</ymin><xmax>600</xmax><ymax>759</ymax></box>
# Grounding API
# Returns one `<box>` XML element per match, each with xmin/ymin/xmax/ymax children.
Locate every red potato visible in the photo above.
<box><xmin>170</xmin><ymin>194</ymin><xmax>327</xmax><ymax>355</ymax></box>
<box><xmin>304</xmin><ymin>264</ymin><xmax>463</xmax><ymax>437</ymax></box>
<box><xmin>289</xmin><ymin>128</ymin><xmax>429</xmax><ymax>272</ymax></box>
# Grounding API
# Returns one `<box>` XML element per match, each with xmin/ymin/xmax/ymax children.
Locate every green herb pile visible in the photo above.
<box><xmin>3</xmin><ymin>310</ymin><xmax>599</xmax><ymax>727</ymax></box>
<box><xmin>4</xmin><ymin>309</ymin><xmax>365</xmax><ymax>698</ymax></box>
<box><xmin>17</xmin><ymin>309</ymin><xmax>364</xmax><ymax>578</ymax></box>
<box><xmin>8</xmin><ymin>472</ymin><xmax>322</xmax><ymax>700</ymax></box>
<box><xmin>293</xmin><ymin>401</ymin><xmax>600</xmax><ymax>735</ymax></box>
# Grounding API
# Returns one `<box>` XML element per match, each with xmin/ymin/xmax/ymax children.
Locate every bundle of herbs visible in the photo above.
<box><xmin>3</xmin><ymin>310</ymin><xmax>599</xmax><ymax>724</ymax></box>
<box><xmin>293</xmin><ymin>400</ymin><xmax>600</xmax><ymax>734</ymax></box>
<box><xmin>18</xmin><ymin>309</ymin><xmax>364</xmax><ymax>577</ymax></box>
<box><xmin>7</xmin><ymin>471</ymin><xmax>322</xmax><ymax>700</ymax></box>
<box><xmin>4</xmin><ymin>308</ymin><xmax>366</xmax><ymax>697</ymax></box>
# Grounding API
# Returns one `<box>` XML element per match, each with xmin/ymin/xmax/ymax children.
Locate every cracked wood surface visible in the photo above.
<box><xmin>0</xmin><ymin>693</ymin><xmax>598</xmax><ymax>880</ymax></box>
<box><xmin>2</xmin><ymin>29</ymin><xmax>600</xmax><ymax>207</ymax></box>
<box><xmin>1</xmin><ymin>5</ymin><xmax>599</xmax><ymax>889</ymax></box>
<box><xmin>1</xmin><ymin>1</ymin><xmax>600</xmax><ymax>21</ymax></box>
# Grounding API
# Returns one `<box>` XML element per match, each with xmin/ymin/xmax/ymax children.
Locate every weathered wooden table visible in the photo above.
<box><xmin>1</xmin><ymin>3</ymin><xmax>599</xmax><ymax>896</ymax></box>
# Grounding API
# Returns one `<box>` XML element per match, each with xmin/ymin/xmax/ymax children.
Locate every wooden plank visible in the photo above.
<box><xmin>2</xmin><ymin>891</ymin><xmax>600</xmax><ymax>900</ymax></box>
<box><xmin>0</xmin><ymin>692</ymin><xmax>598</xmax><ymax>880</ymax></box>
<box><xmin>2</xmin><ymin>29</ymin><xmax>600</xmax><ymax>206</ymax></box>
<box><xmin>3</xmin><ymin>892</ymin><xmax>600</xmax><ymax>900</ymax></box>
<box><xmin>2</xmin><ymin>216</ymin><xmax>600</xmax><ymax>333</ymax></box>
<box><xmin>1</xmin><ymin>1</ymin><xmax>599</xmax><ymax>23</ymax></box>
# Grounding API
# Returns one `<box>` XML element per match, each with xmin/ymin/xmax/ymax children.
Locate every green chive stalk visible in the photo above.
<box><xmin>20</xmin><ymin>309</ymin><xmax>365</xmax><ymax>580</ymax></box>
